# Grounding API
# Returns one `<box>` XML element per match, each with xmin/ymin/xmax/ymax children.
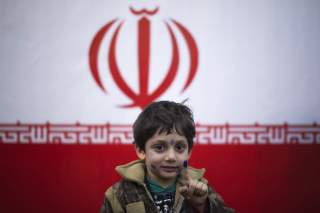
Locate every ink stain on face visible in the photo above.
<box><xmin>170</xmin><ymin>140</ymin><xmax>175</xmax><ymax>146</ymax></box>
<box><xmin>151</xmin><ymin>164</ymin><xmax>157</xmax><ymax>170</ymax></box>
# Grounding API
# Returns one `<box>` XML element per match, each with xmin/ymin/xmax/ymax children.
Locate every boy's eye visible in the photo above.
<box><xmin>175</xmin><ymin>143</ymin><xmax>187</xmax><ymax>152</ymax></box>
<box><xmin>153</xmin><ymin>144</ymin><xmax>165</xmax><ymax>152</ymax></box>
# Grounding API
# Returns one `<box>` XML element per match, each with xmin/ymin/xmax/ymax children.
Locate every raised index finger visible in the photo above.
<box><xmin>179</xmin><ymin>160</ymin><xmax>189</xmax><ymax>186</ymax></box>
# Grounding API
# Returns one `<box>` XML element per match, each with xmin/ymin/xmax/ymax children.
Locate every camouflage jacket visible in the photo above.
<box><xmin>100</xmin><ymin>160</ymin><xmax>234</xmax><ymax>213</ymax></box>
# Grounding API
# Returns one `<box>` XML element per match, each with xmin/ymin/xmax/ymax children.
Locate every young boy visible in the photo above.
<box><xmin>100</xmin><ymin>101</ymin><xmax>234</xmax><ymax>213</ymax></box>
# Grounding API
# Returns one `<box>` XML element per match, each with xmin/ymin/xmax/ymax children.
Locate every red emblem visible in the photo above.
<box><xmin>89</xmin><ymin>6</ymin><xmax>198</xmax><ymax>109</ymax></box>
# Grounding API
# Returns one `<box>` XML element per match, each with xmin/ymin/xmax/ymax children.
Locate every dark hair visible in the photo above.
<box><xmin>133</xmin><ymin>100</ymin><xmax>195</xmax><ymax>152</ymax></box>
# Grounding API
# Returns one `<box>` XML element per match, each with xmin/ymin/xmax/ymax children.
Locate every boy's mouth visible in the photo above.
<box><xmin>160</xmin><ymin>166</ymin><xmax>179</xmax><ymax>172</ymax></box>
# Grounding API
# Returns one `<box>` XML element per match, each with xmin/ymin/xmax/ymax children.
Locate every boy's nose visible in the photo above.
<box><xmin>165</xmin><ymin>149</ymin><xmax>176</xmax><ymax>161</ymax></box>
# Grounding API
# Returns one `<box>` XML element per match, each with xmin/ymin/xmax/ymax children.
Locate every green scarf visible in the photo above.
<box><xmin>146</xmin><ymin>176</ymin><xmax>176</xmax><ymax>193</ymax></box>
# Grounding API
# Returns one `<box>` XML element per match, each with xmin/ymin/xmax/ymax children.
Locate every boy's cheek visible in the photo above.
<box><xmin>150</xmin><ymin>164</ymin><xmax>157</xmax><ymax>170</ymax></box>
<box><xmin>180</xmin><ymin>153</ymin><xmax>190</xmax><ymax>162</ymax></box>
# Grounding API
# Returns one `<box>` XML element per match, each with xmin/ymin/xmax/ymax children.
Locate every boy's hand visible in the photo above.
<box><xmin>178</xmin><ymin>161</ymin><xmax>208</xmax><ymax>212</ymax></box>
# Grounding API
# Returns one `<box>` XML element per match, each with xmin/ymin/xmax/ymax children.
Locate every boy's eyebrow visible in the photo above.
<box><xmin>154</xmin><ymin>139</ymin><xmax>168</xmax><ymax>143</ymax></box>
<box><xmin>153</xmin><ymin>139</ymin><xmax>167</xmax><ymax>143</ymax></box>
<box><xmin>154</xmin><ymin>139</ymin><xmax>187</xmax><ymax>144</ymax></box>
<box><xmin>175</xmin><ymin>139</ymin><xmax>187</xmax><ymax>143</ymax></box>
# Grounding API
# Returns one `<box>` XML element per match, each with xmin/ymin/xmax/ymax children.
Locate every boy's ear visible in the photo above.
<box><xmin>135</xmin><ymin>145</ymin><xmax>146</xmax><ymax>160</ymax></box>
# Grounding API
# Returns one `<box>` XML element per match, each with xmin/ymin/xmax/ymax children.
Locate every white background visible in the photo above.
<box><xmin>1</xmin><ymin>0</ymin><xmax>320</xmax><ymax>123</ymax></box>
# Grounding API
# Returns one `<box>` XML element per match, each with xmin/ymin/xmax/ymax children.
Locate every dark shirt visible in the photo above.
<box><xmin>145</xmin><ymin>177</ymin><xmax>176</xmax><ymax>213</ymax></box>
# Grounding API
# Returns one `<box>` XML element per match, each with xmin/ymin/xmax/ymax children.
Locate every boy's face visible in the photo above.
<box><xmin>137</xmin><ymin>129</ymin><xmax>190</xmax><ymax>187</ymax></box>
